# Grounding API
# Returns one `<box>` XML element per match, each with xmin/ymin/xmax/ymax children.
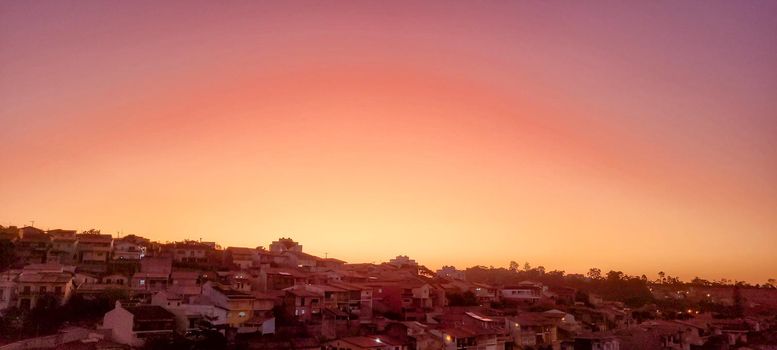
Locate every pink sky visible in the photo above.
<box><xmin>1</xmin><ymin>1</ymin><xmax>775</xmax><ymax>282</ymax></box>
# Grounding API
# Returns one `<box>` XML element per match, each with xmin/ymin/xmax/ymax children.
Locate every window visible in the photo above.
<box><xmin>40</xmin><ymin>286</ymin><xmax>46</xmax><ymax>293</ymax></box>
<box><xmin>238</xmin><ymin>311</ymin><xmax>246</xmax><ymax>317</ymax></box>
<box><xmin>139</xmin><ymin>279</ymin><xmax>146</xmax><ymax>286</ymax></box>
<box><xmin>23</xmin><ymin>286</ymin><xmax>30</xmax><ymax>293</ymax></box>
<box><xmin>55</xmin><ymin>286</ymin><xmax>62</xmax><ymax>294</ymax></box>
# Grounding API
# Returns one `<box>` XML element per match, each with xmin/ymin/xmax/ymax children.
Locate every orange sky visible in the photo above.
<box><xmin>1</xmin><ymin>1</ymin><xmax>776</xmax><ymax>283</ymax></box>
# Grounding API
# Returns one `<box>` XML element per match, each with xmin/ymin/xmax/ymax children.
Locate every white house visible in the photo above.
<box><xmin>102</xmin><ymin>301</ymin><xmax>176</xmax><ymax>347</ymax></box>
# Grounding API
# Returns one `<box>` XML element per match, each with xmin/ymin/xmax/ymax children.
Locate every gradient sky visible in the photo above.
<box><xmin>1</xmin><ymin>1</ymin><xmax>776</xmax><ymax>283</ymax></box>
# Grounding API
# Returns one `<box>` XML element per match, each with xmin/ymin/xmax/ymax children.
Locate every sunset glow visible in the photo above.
<box><xmin>2</xmin><ymin>1</ymin><xmax>776</xmax><ymax>282</ymax></box>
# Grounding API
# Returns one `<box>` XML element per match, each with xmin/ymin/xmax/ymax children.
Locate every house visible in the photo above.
<box><xmin>224</xmin><ymin>270</ymin><xmax>252</xmax><ymax>292</ymax></box>
<box><xmin>384</xmin><ymin>321</ymin><xmax>443</xmax><ymax>350</ymax></box>
<box><xmin>102</xmin><ymin>302</ymin><xmax>176</xmax><ymax>347</ymax></box>
<box><xmin>387</xmin><ymin>256</ymin><xmax>418</xmax><ymax>268</ymax></box>
<box><xmin>0</xmin><ymin>270</ymin><xmax>20</xmax><ymax>310</ymax></box>
<box><xmin>140</xmin><ymin>256</ymin><xmax>171</xmax><ymax>273</ymax></box>
<box><xmin>246</xmin><ymin>291</ymin><xmax>277</xmax><ymax>334</ymax></box>
<box><xmin>432</xmin><ymin>310</ymin><xmax>509</xmax><ymax>350</ymax></box>
<box><xmin>113</xmin><ymin>239</ymin><xmax>146</xmax><ymax>261</ymax></box>
<box><xmin>168</xmin><ymin>270</ymin><xmax>202</xmax><ymax>298</ymax></box>
<box><xmin>509</xmin><ymin>312</ymin><xmax>560</xmax><ymax>349</ymax></box>
<box><xmin>319</xmin><ymin>257</ymin><xmax>347</xmax><ymax>269</ymax></box>
<box><xmin>15</xmin><ymin>226</ymin><xmax>51</xmax><ymax>265</ymax></box>
<box><xmin>76</xmin><ymin>272</ymin><xmax>130</xmax><ymax>298</ymax></box>
<box><xmin>569</xmin><ymin>306</ymin><xmax>610</xmax><ymax>332</ymax></box>
<box><xmin>76</xmin><ymin>233</ymin><xmax>113</xmax><ymax>264</ymax></box>
<box><xmin>131</xmin><ymin>257</ymin><xmax>172</xmax><ymax>296</ymax></box>
<box><xmin>225</xmin><ymin>247</ymin><xmax>255</xmax><ymax>269</ymax></box>
<box><xmin>568</xmin><ymin>334</ymin><xmax>620</xmax><ymax>350</ymax></box>
<box><xmin>284</xmin><ymin>285</ymin><xmax>323</xmax><ymax>323</ymax></box>
<box><xmin>260</xmin><ymin>267</ymin><xmax>310</xmax><ymax>291</ymax></box>
<box><xmin>470</xmin><ymin>282</ymin><xmax>499</xmax><ymax>304</ymax></box>
<box><xmin>436</xmin><ymin>266</ymin><xmax>466</xmax><ymax>280</ymax></box>
<box><xmin>47</xmin><ymin>229</ymin><xmax>78</xmax><ymax>265</ymax></box>
<box><xmin>153</xmin><ymin>290</ymin><xmax>229</xmax><ymax>333</ymax></box>
<box><xmin>131</xmin><ymin>272</ymin><xmax>169</xmax><ymax>294</ymax></box>
<box><xmin>16</xmin><ymin>265</ymin><xmax>74</xmax><ymax>309</ymax></box>
<box><xmin>255</xmin><ymin>248</ymin><xmax>284</xmax><ymax>267</ymax></box>
<box><xmin>280</xmin><ymin>250</ymin><xmax>322</xmax><ymax>269</ymax></box>
<box><xmin>166</xmin><ymin>241</ymin><xmax>213</xmax><ymax>265</ymax></box>
<box><xmin>544</xmin><ymin>309</ymin><xmax>581</xmax><ymax>332</ymax></box>
<box><xmin>269</xmin><ymin>237</ymin><xmax>303</xmax><ymax>253</ymax></box>
<box><xmin>102</xmin><ymin>274</ymin><xmax>130</xmax><ymax>286</ymax></box>
<box><xmin>549</xmin><ymin>285</ymin><xmax>578</xmax><ymax>305</ymax></box>
<box><xmin>150</xmin><ymin>291</ymin><xmax>197</xmax><ymax>333</ymax></box>
<box><xmin>320</xmin><ymin>281</ymin><xmax>373</xmax><ymax>321</ymax></box>
<box><xmin>76</xmin><ymin>282</ymin><xmax>129</xmax><ymax>299</ymax></box>
<box><xmin>201</xmin><ymin>282</ymin><xmax>256</xmax><ymax>328</ymax></box>
<box><xmin>326</xmin><ymin>335</ymin><xmax>407</xmax><ymax>350</ymax></box>
<box><xmin>365</xmin><ymin>278</ymin><xmax>434</xmax><ymax>321</ymax></box>
<box><xmin>501</xmin><ymin>281</ymin><xmax>544</xmax><ymax>304</ymax></box>
<box><xmin>74</xmin><ymin>271</ymin><xmax>101</xmax><ymax>286</ymax></box>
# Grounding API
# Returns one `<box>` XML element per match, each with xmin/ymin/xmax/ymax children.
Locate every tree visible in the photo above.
<box><xmin>536</xmin><ymin>266</ymin><xmax>546</xmax><ymax>275</ymax></box>
<box><xmin>447</xmin><ymin>291</ymin><xmax>479</xmax><ymax>306</ymax></box>
<box><xmin>523</xmin><ymin>262</ymin><xmax>531</xmax><ymax>271</ymax></box>
<box><xmin>733</xmin><ymin>283</ymin><xmax>744</xmax><ymax>317</ymax></box>
<box><xmin>418</xmin><ymin>265</ymin><xmax>435</xmax><ymax>278</ymax></box>
<box><xmin>192</xmin><ymin>329</ymin><xmax>227</xmax><ymax>350</ymax></box>
<box><xmin>0</xmin><ymin>307</ymin><xmax>26</xmax><ymax>340</ymax></box>
<box><xmin>509</xmin><ymin>261</ymin><xmax>519</xmax><ymax>272</ymax></box>
<box><xmin>658</xmin><ymin>271</ymin><xmax>666</xmax><ymax>284</ymax></box>
<box><xmin>26</xmin><ymin>294</ymin><xmax>66</xmax><ymax>336</ymax></box>
<box><xmin>606</xmin><ymin>270</ymin><xmax>624</xmax><ymax>282</ymax></box>
<box><xmin>587</xmin><ymin>268</ymin><xmax>602</xmax><ymax>280</ymax></box>
<box><xmin>0</xmin><ymin>240</ymin><xmax>16</xmax><ymax>270</ymax></box>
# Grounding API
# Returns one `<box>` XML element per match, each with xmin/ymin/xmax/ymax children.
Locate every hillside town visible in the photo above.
<box><xmin>0</xmin><ymin>225</ymin><xmax>775</xmax><ymax>350</ymax></box>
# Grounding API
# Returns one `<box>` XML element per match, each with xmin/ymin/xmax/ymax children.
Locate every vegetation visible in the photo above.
<box><xmin>0</xmin><ymin>240</ymin><xmax>16</xmax><ymax>270</ymax></box>
<box><xmin>465</xmin><ymin>264</ymin><xmax>654</xmax><ymax>307</ymax></box>
<box><xmin>446</xmin><ymin>291</ymin><xmax>478</xmax><ymax>306</ymax></box>
<box><xmin>0</xmin><ymin>289</ymin><xmax>128</xmax><ymax>341</ymax></box>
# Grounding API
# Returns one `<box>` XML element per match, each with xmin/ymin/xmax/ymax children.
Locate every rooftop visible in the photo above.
<box><xmin>124</xmin><ymin>305</ymin><xmax>176</xmax><ymax>321</ymax></box>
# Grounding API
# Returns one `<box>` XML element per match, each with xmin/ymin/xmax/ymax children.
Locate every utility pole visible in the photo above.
<box><xmin>29</xmin><ymin>220</ymin><xmax>35</xmax><ymax>227</ymax></box>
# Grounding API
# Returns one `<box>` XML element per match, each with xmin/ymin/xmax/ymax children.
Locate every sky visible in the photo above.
<box><xmin>1</xmin><ymin>1</ymin><xmax>776</xmax><ymax>283</ymax></box>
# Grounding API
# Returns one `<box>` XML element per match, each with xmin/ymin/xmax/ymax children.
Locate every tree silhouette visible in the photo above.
<box><xmin>509</xmin><ymin>261</ymin><xmax>519</xmax><ymax>272</ymax></box>
<box><xmin>0</xmin><ymin>240</ymin><xmax>16</xmax><ymax>270</ymax></box>
<box><xmin>733</xmin><ymin>283</ymin><xmax>744</xmax><ymax>317</ymax></box>
<box><xmin>587</xmin><ymin>268</ymin><xmax>602</xmax><ymax>280</ymax></box>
